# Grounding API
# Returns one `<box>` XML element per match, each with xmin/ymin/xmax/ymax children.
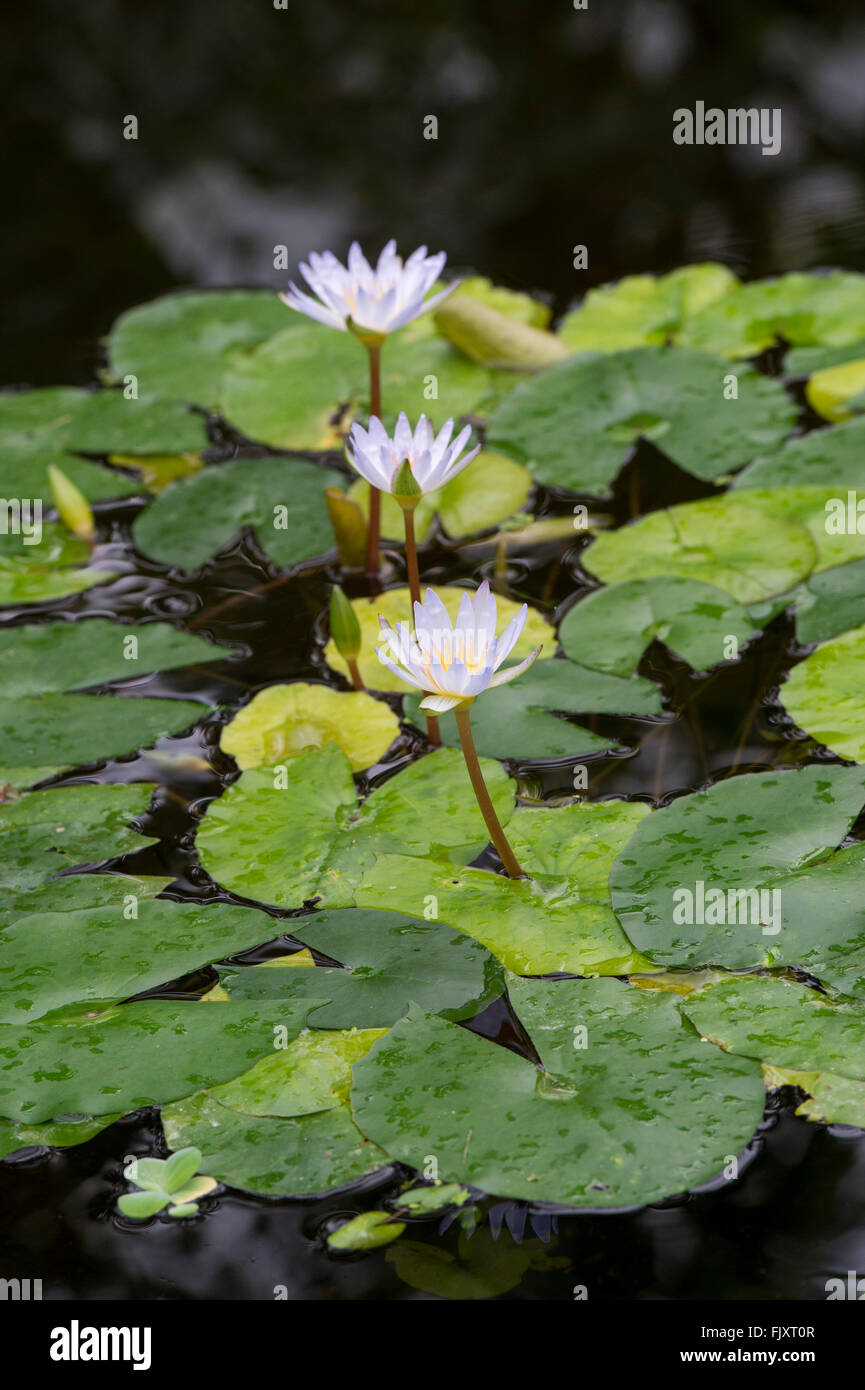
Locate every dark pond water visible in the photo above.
<box><xmin>2</xmin><ymin>410</ymin><xmax>865</xmax><ymax>1301</ymax></box>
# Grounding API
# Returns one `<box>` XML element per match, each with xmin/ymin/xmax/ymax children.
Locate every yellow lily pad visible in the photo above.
<box><xmin>807</xmin><ymin>357</ymin><xmax>865</xmax><ymax>422</ymax></box>
<box><xmin>221</xmin><ymin>682</ymin><xmax>400</xmax><ymax>773</ymax></box>
<box><xmin>324</xmin><ymin>586</ymin><xmax>555</xmax><ymax>692</ymax></box>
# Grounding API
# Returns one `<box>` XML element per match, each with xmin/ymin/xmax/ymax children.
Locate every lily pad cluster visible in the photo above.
<box><xmin>5</xmin><ymin>262</ymin><xmax>865</xmax><ymax>1237</ymax></box>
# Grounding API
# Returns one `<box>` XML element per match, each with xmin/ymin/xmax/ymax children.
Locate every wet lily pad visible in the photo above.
<box><xmin>206</xmin><ymin>1026</ymin><xmax>388</xmax><ymax>1117</ymax></box>
<box><xmin>789</xmin><ymin>557</ymin><xmax>865</xmax><ymax>645</ymax></box>
<box><xmin>557</xmin><ymin>264</ymin><xmax>738</xmax><ymax>353</ymax></box>
<box><xmin>0</xmin><ymin>998</ymin><xmax>318</xmax><ymax>1123</ymax></box>
<box><xmin>559</xmin><ymin>577</ymin><xmax>759</xmax><ymax>677</ymax></box>
<box><xmin>485</xmin><ymin>346</ymin><xmax>795</xmax><ymax>494</ymax></box>
<box><xmin>221</xmin><ymin>321</ymin><xmax>502</xmax><ymax>451</ymax></box>
<box><xmin>0</xmin><ymin>693</ymin><xmax>206</xmax><ymax>770</ymax></box>
<box><xmin>133</xmin><ymin>455</ymin><xmax>342</xmax><ymax>571</ymax></box>
<box><xmin>386</xmin><ymin>1226</ymin><xmax>541</xmax><ymax>1299</ymax></box>
<box><xmin>782</xmin><ymin>622</ymin><xmax>865</xmax><ymax>761</ymax></box>
<box><xmin>324</xmin><ymin>585</ymin><xmax>554</xmax><ymax>692</ymax></box>
<box><xmin>0</xmin><ymin>1112</ymin><xmax>121</xmax><ymax>1161</ymax></box>
<box><xmin>218</xmin><ymin>907</ymin><xmax>504</xmax><ymax>1028</ymax></box>
<box><xmin>582</xmin><ymin>496</ymin><xmax>817</xmax><ymax>603</ymax></box>
<box><xmin>684</xmin><ymin>974</ymin><xmax>865</xmax><ymax>1082</ymax></box>
<box><xmin>351</xmin><ymin>979</ymin><xmax>765</xmax><ymax>1208</ymax></box>
<box><xmin>196</xmin><ymin>743</ymin><xmax>514</xmax><ymax>909</ymax></box>
<box><xmin>220</xmin><ymin>683</ymin><xmax>399</xmax><ymax>774</ymax></box>
<box><xmin>732</xmin><ymin>417</ymin><xmax>865</xmax><ymax>491</ymax></box>
<box><xmin>348</xmin><ymin>450</ymin><xmax>532</xmax><ymax>543</ymax></box>
<box><xmin>107</xmin><ymin>290</ymin><xmax>293</xmax><ymax>409</ymax></box>
<box><xmin>0</xmin><ymin>871</ymin><xmax>171</xmax><ymax>932</ymax></box>
<box><xmin>404</xmin><ymin>656</ymin><xmax>661</xmax><ymax>760</ymax></box>
<box><xmin>0</xmin><ymin>782</ymin><xmax>156</xmax><ymax>891</ymax></box>
<box><xmin>0</xmin><ymin>619</ymin><xmax>234</xmax><ymax>698</ymax></box>
<box><xmin>162</xmin><ymin>1092</ymin><xmax>386</xmax><ymax>1196</ymax></box>
<box><xmin>610</xmin><ymin>764</ymin><xmax>865</xmax><ymax>971</ymax></box>
<box><xmin>0</xmin><ymin>899</ymin><xmax>286</xmax><ymax>1023</ymax></box>
<box><xmin>357</xmin><ymin>799</ymin><xmax>651</xmax><ymax>975</ymax></box>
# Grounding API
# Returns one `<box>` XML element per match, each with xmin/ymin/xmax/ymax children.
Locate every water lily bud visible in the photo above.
<box><xmin>324</xmin><ymin>485</ymin><xmax>367</xmax><ymax>568</ymax></box>
<box><xmin>48</xmin><ymin>464</ymin><xmax>94</xmax><ymax>542</ymax></box>
<box><xmin>391</xmin><ymin>459</ymin><xmax>422</xmax><ymax>510</ymax></box>
<box><xmin>329</xmin><ymin>585</ymin><xmax>362</xmax><ymax>661</ymax></box>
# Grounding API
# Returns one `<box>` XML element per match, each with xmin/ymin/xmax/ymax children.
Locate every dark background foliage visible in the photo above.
<box><xmin>3</xmin><ymin>0</ymin><xmax>865</xmax><ymax>385</ymax></box>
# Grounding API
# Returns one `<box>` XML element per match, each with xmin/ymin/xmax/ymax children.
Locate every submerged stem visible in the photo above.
<box><xmin>365</xmin><ymin>344</ymin><xmax>382</xmax><ymax>581</ymax></box>
<box><xmin>454</xmin><ymin>702</ymin><xmax>523</xmax><ymax>878</ymax></box>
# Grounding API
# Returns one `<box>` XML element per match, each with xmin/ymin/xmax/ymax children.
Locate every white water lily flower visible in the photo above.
<box><xmin>346</xmin><ymin>413</ymin><xmax>480</xmax><ymax>496</ymax></box>
<box><xmin>280</xmin><ymin>240</ymin><xmax>457</xmax><ymax>336</ymax></box>
<box><xmin>375</xmin><ymin>580</ymin><xmax>542</xmax><ymax>712</ymax></box>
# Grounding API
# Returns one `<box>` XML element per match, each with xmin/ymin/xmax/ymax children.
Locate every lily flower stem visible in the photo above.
<box><xmin>402</xmin><ymin>507</ymin><xmax>441</xmax><ymax>747</ymax></box>
<box><xmin>347</xmin><ymin>657</ymin><xmax>365</xmax><ymax>692</ymax></box>
<box><xmin>365</xmin><ymin>344</ymin><xmax>382</xmax><ymax>582</ymax></box>
<box><xmin>454</xmin><ymin>703</ymin><xmax>523</xmax><ymax>879</ymax></box>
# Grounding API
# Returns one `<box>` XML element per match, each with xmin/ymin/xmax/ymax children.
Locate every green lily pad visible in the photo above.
<box><xmin>324</xmin><ymin>586</ymin><xmax>555</xmax><ymax>692</ymax></box>
<box><xmin>61</xmin><ymin>391</ymin><xmax>208</xmax><ymax>455</ymax></box>
<box><xmin>582</xmin><ymin>496</ymin><xmax>817</xmax><ymax>603</ymax></box>
<box><xmin>404</xmin><ymin>657</ymin><xmax>661</xmax><ymax>760</ymax></box>
<box><xmin>196</xmin><ymin>743</ymin><xmax>515</xmax><ymax>910</ymax></box>
<box><xmin>107</xmin><ymin>290</ymin><xmax>292</xmax><ymax>409</ymax></box>
<box><xmin>0</xmin><ymin>693</ymin><xmax>206</xmax><ymax>770</ymax></box>
<box><xmin>0</xmin><ymin>386</ymin><xmax>207</xmax><ymax>468</ymax></box>
<box><xmin>348</xmin><ymin>450</ymin><xmax>532</xmax><ymax>543</ymax></box>
<box><xmin>133</xmin><ymin>455</ymin><xmax>342</xmax><ymax>571</ymax></box>
<box><xmin>206</xmin><ymin>1025</ymin><xmax>388</xmax><ymax>1117</ymax></box>
<box><xmin>807</xmin><ymin>359</ymin><xmax>865</xmax><ymax>423</ymax></box>
<box><xmin>357</xmin><ymin>799</ymin><xmax>651</xmax><ymax>975</ymax></box>
<box><xmin>786</xmin><ymin>341</ymin><xmax>865</xmax><ymax>376</ymax></box>
<box><xmin>732</xmin><ymin>485</ymin><xmax>865</xmax><ymax>572</ymax></box>
<box><xmin>732</xmin><ymin>418</ymin><xmax>865</xmax><ymax>491</ymax></box>
<box><xmin>162</xmin><ymin>1092</ymin><xmax>386</xmax><ymax>1196</ymax></box>
<box><xmin>0</xmin><ymin>1112</ymin><xmax>121</xmax><ymax>1160</ymax></box>
<box><xmin>0</xmin><ymin>898</ymin><xmax>288</xmax><ymax>1023</ymax></box>
<box><xmin>610</xmin><ymin>764</ymin><xmax>865</xmax><ymax>971</ymax></box>
<box><xmin>485</xmin><ymin>346</ymin><xmax>795</xmax><ymax>494</ymax></box>
<box><xmin>794</xmin><ymin>1070</ymin><xmax>865</xmax><ymax>1127</ymax></box>
<box><xmin>218</xmin><ymin>907</ymin><xmax>504</xmax><ymax>1028</ymax></box>
<box><xmin>0</xmin><ymin>997</ymin><xmax>318</xmax><ymax>1123</ymax></box>
<box><xmin>789</xmin><ymin>557</ymin><xmax>865</xmax><ymax>645</ymax></box>
<box><xmin>351</xmin><ymin>979</ymin><xmax>765</xmax><ymax>1208</ymax></box>
<box><xmin>0</xmin><ymin>871</ymin><xmax>171</xmax><ymax>932</ymax></box>
<box><xmin>0</xmin><ymin>524</ymin><xmax>114</xmax><ymax>606</ymax></box>
<box><xmin>557</xmin><ymin>264</ymin><xmax>738</xmax><ymax>353</ymax></box>
<box><xmin>0</xmin><ymin>448</ymin><xmax>142</xmax><ymax>504</ymax></box>
<box><xmin>0</xmin><ymin>782</ymin><xmax>156</xmax><ymax>891</ymax></box>
<box><xmin>679</xmin><ymin>272</ymin><xmax>865</xmax><ymax>359</ymax></box>
<box><xmin>0</xmin><ymin>619</ymin><xmax>234</xmax><ymax>698</ymax></box>
<box><xmin>782</xmin><ymin>622</ymin><xmax>865</xmax><ymax>761</ymax></box>
<box><xmin>220</xmin><ymin>683</ymin><xmax>399</xmax><ymax>774</ymax></box>
<box><xmin>684</xmin><ymin>974</ymin><xmax>865</xmax><ymax>1082</ymax></box>
<box><xmin>559</xmin><ymin>577</ymin><xmax>759</xmax><ymax>677</ymax></box>
<box><xmin>220</xmin><ymin>321</ymin><xmax>502</xmax><ymax>451</ymax></box>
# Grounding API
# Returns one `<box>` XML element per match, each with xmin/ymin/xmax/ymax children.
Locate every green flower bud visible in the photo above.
<box><xmin>48</xmin><ymin>464</ymin><xmax>94</xmax><ymax>542</ymax></box>
<box><xmin>329</xmin><ymin>585</ymin><xmax>361</xmax><ymax>661</ymax></box>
